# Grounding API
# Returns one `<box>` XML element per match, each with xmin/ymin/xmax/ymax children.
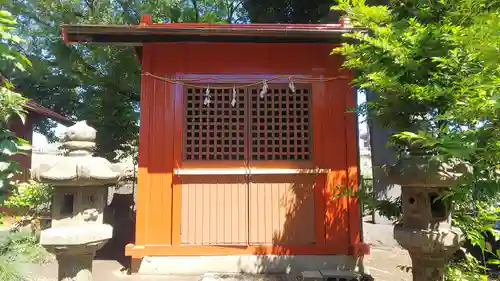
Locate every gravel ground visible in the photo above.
<box><xmin>24</xmin><ymin>222</ymin><xmax>412</xmax><ymax>281</ymax></box>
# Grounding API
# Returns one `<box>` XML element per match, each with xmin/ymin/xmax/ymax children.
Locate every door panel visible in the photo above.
<box><xmin>179</xmin><ymin>82</ymin><xmax>316</xmax><ymax>246</ymax></box>
<box><xmin>248</xmin><ymin>174</ymin><xmax>316</xmax><ymax>245</ymax></box>
<box><xmin>181</xmin><ymin>175</ymin><xmax>248</xmax><ymax>245</ymax></box>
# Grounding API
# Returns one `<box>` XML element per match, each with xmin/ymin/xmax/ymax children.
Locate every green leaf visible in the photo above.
<box><xmin>487</xmin><ymin>259</ymin><xmax>500</xmax><ymax>265</ymax></box>
<box><xmin>0</xmin><ymin>140</ymin><xmax>17</xmax><ymax>155</ymax></box>
<box><xmin>0</xmin><ymin>161</ymin><xmax>11</xmax><ymax>172</ymax></box>
<box><xmin>0</xmin><ymin>10</ymin><xmax>13</xmax><ymax>18</ymax></box>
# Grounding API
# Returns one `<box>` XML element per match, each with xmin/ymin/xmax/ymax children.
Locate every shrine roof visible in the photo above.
<box><xmin>61</xmin><ymin>16</ymin><xmax>363</xmax><ymax>45</ymax></box>
<box><xmin>25</xmin><ymin>100</ymin><xmax>74</xmax><ymax>126</ymax></box>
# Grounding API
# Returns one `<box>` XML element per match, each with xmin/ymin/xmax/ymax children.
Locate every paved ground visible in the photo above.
<box><xmin>24</xmin><ymin>222</ymin><xmax>412</xmax><ymax>281</ymax></box>
<box><xmin>362</xmin><ymin>221</ymin><xmax>412</xmax><ymax>281</ymax></box>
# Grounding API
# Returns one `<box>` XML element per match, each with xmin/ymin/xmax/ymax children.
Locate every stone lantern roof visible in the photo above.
<box><xmin>31</xmin><ymin>121</ymin><xmax>123</xmax><ymax>186</ymax></box>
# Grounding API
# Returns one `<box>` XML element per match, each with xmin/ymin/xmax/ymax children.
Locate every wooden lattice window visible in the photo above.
<box><xmin>183</xmin><ymin>84</ymin><xmax>312</xmax><ymax>161</ymax></box>
<box><xmin>184</xmin><ymin>87</ymin><xmax>247</xmax><ymax>161</ymax></box>
<box><xmin>250</xmin><ymin>84</ymin><xmax>312</xmax><ymax>161</ymax></box>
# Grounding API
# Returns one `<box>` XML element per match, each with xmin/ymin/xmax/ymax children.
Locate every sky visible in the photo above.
<box><xmin>32</xmin><ymin>124</ymin><xmax>66</xmax><ymax>149</ymax></box>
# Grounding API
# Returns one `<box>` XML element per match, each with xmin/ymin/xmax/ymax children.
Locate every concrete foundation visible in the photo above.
<box><xmin>135</xmin><ymin>255</ymin><xmax>358</xmax><ymax>279</ymax></box>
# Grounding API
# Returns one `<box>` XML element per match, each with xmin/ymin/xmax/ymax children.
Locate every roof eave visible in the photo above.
<box><xmin>61</xmin><ymin>24</ymin><xmax>365</xmax><ymax>45</ymax></box>
<box><xmin>25</xmin><ymin>100</ymin><xmax>74</xmax><ymax>126</ymax></box>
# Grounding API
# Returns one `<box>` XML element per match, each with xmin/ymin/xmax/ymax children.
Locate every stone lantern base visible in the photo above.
<box><xmin>54</xmin><ymin>245</ymin><xmax>101</xmax><ymax>281</ymax></box>
<box><xmin>394</xmin><ymin>224</ymin><xmax>462</xmax><ymax>281</ymax></box>
<box><xmin>40</xmin><ymin>224</ymin><xmax>112</xmax><ymax>281</ymax></box>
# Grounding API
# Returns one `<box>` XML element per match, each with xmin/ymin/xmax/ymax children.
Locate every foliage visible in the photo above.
<box><xmin>3</xmin><ymin>181</ymin><xmax>52</xmax><ymax>217</ymax></box>
<box><xmin>6</xmin><ymin>0</ymin><xmax>246</xmax><ymax>161</ymax></box>
<box><xmin>243</xmin><ymin>0</ymin><xmax>389</xmax><ymax>24</ymax></box>
<box><xmin>332</xmin><ymin>0</ymin><xmax>500</xmax><ymax>278</ymax></box>
<box><xmin>0</xmin><ymin>231</ymin><xmax>52</xmax><ymax>281</ymax></box>
<box><xmin>445</xmin><ymin>252</ymin><xmax>490</xmax><ymax>281</ymax></box>
<box><xmin>331</xmin><ymin>0</ymin><xmax>500</xmax><ymax>159</ymax></box>
<box><xmin>0</xmin><ymin>261</ymin><xmax>26</xmax><ymax>281</ymax></box>
<box><xmin>243</xmin><ymin>0</ymin><xmax>334</xmax><ymax>23</ymax></box>
<box><xmin>0</xmin><ymin>8</ymin><xmax>31</xmax><ymax>191</ymax></box>
<box><xmin>336</xmin><ymin>177</ymin><xmax>402</xmax><ymax>221</ymax></box>
<box><xmin>5</xmin><ymin>0</ymin><xmax>339</xmax><ymax>161</ymax></box>
<box><xmin>0</xmin><ymin>231</ymin><xmax>51</xmax><ymax>265</ymax></box>
<box><xmin>0</xmin><ymin>131</ymin><xmax>30</xmax><ymax>191</ymax></box>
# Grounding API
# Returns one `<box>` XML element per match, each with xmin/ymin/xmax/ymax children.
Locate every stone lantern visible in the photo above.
<box><xmin>31</xmin><ymin>121</ymin><xmax>123</xmax><ymax>281</ymax></box>
<box><xmin>387</xmin><ymin>156</ymin><xmax>465</xmax><ymax>281</ymax></box>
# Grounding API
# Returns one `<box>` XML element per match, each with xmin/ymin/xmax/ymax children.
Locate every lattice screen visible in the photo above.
<box><xmin>184</xmin><ymin>87</ymin><xmax>247</xmax><ymax>161</ymax></box>
<box><xmin>183</xmin><ymin>84</ymin><xmax>312</xmax><ymax>161</ymax></box>
<box><xmin>249</xmin><ymin>84</ymin><xmax>312</xmax><ymax>161</ymax></box>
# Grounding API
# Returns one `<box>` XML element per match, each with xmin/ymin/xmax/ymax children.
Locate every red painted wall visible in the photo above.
<box><xmin>127</xmin><ymin>42</ymin><xmax>360</xmax><ymax>258</ymax></box>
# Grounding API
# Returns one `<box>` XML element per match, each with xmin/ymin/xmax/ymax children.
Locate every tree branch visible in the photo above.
<box><xmin>191</xmin><ymin>0</ymin><xmax>200</xmax><ymax>22</ymax></box>
<box><xmin>229</xmin><ymin>0</ymin><xmax>245</xmax><ymax>23</ymax></box>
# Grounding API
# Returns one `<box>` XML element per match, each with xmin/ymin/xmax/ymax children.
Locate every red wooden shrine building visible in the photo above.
<box><xmin>62</xmin><ymin>16</ymin><xmax>368</xmax><ymax>276</ymax></box>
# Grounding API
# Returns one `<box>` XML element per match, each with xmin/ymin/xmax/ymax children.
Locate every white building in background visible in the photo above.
<box><xmin>31</xmin><ymin>128</ymin><xmax>66</xmax><ymax>169</ymax></box>
<box><xmin>358</xmin><ymin>91</ymin><xmax>373</xmax><ymax>179</ymax></box>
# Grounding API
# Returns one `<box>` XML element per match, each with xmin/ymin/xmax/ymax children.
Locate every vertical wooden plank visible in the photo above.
<box><xmin>312</xmin><ymin>74</ymin><xmax>326</xmax><ymax>245</ymax></box>
<box><xmin>172</xmin><ymin>177</ymin><xmax>182</xmax><ymax>245</ymax></box>
<box><xmin>241</xmin><ymin>179</ymin><xmax>249</xmax><ymax>244</ymax></box>
<box><xmin>241</xmin><ymin>180</ymin><xmax>248</xmax><ymax>244</ymax></box>
<box><xmin>343</xmin><ymin>71</ymin><xmax>361</xmax><ymax>248</ymax></box>
<box><xmin>172</xmin><ymin>80</ymin><xmax>184</xmax><ymax>245</ymax></box>
<box><xmin>249</xmin><ymin>180</ymin><xmax>257</xmax><ymax>244</ymax></box>
<box><xmin>272</xmin><ymin>182</ymin><xmax>279</xmax><ymax>243</ymax></box>
<box><xmin>257</xmin><ymin>183</ymin><xmax>265</xmax><ymax>243</ymax></box>
<box><xmin>278</xmin><ymin>182</ymin><xmax>285</xmax><ymax>243</ymax></box>
<box><xmin>239</xmin><ymin>180</ymin><xmax>245</xmax><ymax>244</ymax></box>
<box><xmin>209</xmin><ymin>181</ymin><xmax>217</xmax><ymax>243</ymax></box>
<box><xmin>323</xmin><ymin>67</ymin><xmax>349</xmax><ymax>249</ymax></box>
<box><xmin>217</xmin><ymin>183</ymin><xmax>224</xmax><ymax>244</ymax></box>
<box><xmin>202</xmin><ymin>183</ymin><xmax>209</xmax><ymax>244</ymax></box>
<box><xmin>187</xmin><ymin>183</ymin><xmax>196</xmax><ymax>244</ymax></box>
<box><xmin>135</xmin><ymin>45</ymin><xmax>153</xmax><ymax>245</ymax></box>
<box><xmin>224</xmin><ymin>183</ymin><xmax>231</xmax><ymax>243</ymax></box>
<box><xmin>265</xmin><ymin>182</ymin><xmax>272</xmax><ymax>243</ymax></box>
<box><xmin>180</xmin><ymin>179</ymin><xmax>189</xmax><ymax>244</ymax></box>
<box><xmin>163</xmin><ymin>78</ymin><xmax>175</xmax><ymax>245</ymax></box>
<box><xmin>283</xmin><ymin>182</ymin><xmax>289</xmax><ymax>242</ymax></box>
<box><xmin>146</xmin><ymin>79</ymin><xmax>164</xmax><ymax>244</ymax></box>
<box><xmin>232</xmin><ymin>181</ymin><xmax>239</xmax><ymax>243</ymax></box>
<box><xmin>195</xmin><ymin>183</ymin><xmax>203</xmax><ymax>244</ymax></box>
<box><xmin>142</xmin><ymin>45</ymin><xmax>176</xmax><ymax>245</ymax></box>
<box><xmin>314</xmin><ymin>175</ymin><xmax>326</xmax><ymax>244</ymax></box>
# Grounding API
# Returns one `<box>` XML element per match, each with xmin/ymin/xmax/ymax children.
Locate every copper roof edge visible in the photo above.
<box><xmin>61</xmin><ymin>22</ymin><xmax>366</xmax><ymax>44</ymax></box>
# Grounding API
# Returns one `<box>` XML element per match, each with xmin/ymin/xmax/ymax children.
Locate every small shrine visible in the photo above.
<box><xmin>60</xmin><ymin>16</ymin><xmax>369</xmax><ymax>280</ymax></box>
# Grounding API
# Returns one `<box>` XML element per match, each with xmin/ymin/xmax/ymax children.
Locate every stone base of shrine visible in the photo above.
<box><xmin>132</xmin><ymin>255</ymin><xmax>360</xmax><ymax>278</ymax></box>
